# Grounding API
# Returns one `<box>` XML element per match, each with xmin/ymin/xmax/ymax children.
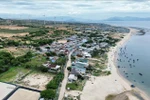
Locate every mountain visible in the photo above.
<box><xmin>104</xmin><ymin>16</ymin><xmax>150</xmax><ymax>21</ymax></box>
<box><xmin>37</xmin><ymin>16</ymin><xmax>77</xmax><ymax>22</ymax></box>
<box><xmin>0</xmin><ymin>18</ymin><xmax>4</xmax><ymax>20</ymax></box>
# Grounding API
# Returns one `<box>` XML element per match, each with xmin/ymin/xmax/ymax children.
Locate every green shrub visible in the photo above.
<box><xmin>41</xmin><ymin>89</ymin><xmax>56</xmax><ymax>99</ymax></box>
<box><xmin>66</xmin><ymin>83</ymin><xmax>78</xmax><ymax>90</ymax></box>
<box><xmin>67</xmin><ymin>67</ymin><xmax>71</xmax><ymax>71</ymax></box>
<box><xmin>47</xmin><ymin>80</ymin><xmax>58</xmax><ymax>89</ymax></box>
<box><xmin>46</xmin><ymin>73</ymin><xmax>64</xmax><ymax>89</ymax></box>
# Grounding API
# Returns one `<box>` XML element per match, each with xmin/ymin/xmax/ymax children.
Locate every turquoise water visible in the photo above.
<box><xmin>103</xmin><ymin>21</ymin><xmax>150</xmax><ymax>97</ymax></box>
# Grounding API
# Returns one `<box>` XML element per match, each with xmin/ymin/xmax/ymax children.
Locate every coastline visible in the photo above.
<box><xmin>110</xmin><ymin>28</ymin><xmax>150</xmax><ymax>100</ymax></box>
<box><xmin>81</xmin><ymin>28</ymin><xmax>149</xmax><ymax>100</ymax></box>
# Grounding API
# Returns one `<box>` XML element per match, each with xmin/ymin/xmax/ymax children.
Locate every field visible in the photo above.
<box><xmin>0</xmin><ymin>25</ymin><xmax>28</xmax><ymax>30</ymax></box>
<box><xmin>0</xmin><ymin>47</ymin><xmax>30</xmax><ymax>57</ymax></box>
<box><xmin>0</xmin><ymin>26</ymin><xmax>40</xmax><ymax>37</ymax></box>
<box><xmin>0</xmin><ymin>27</ymin><xmax>39</xmax><ymax>34</ymax></box>
<box><xmin>0</xmin><ymin>67</ymin><xmax>31</xmax><ymax>82</ymax></box>
<box><xmin>21</xmin><ymin>72</ymin><xmax>54</xmax><ymax>90</ymax></box>
<box><xmin>25</xmin><ymin>54</ymin><xmax>47</xmax><ymax>68</ymax></box>
<box><xmin>0</xmin><ymin>32</ymin><xmax>29</xmax><ymax>37</ymax></box>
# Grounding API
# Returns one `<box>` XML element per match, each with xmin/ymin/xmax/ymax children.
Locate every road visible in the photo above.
<box><xmin>58</xmin><ymin>50</ymin><xmax>74</xmax><ymax>100</ymax></box>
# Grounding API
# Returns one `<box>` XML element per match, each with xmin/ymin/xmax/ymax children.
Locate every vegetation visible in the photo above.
<box><xmin>41</xmin><ymin>73</ymin><xmax>64</xmax><ymax>100</ymax></box>
<box><xmin>41</xmin><ymin>89</ymin><xmax>56</xmax><ymax>100</ymax></box>
<box><xmin>32</xmin><ymin>39</ymin><xmax>53</xmax><ymax>46</ymax></box>
<box><xmin>0</xmin><ymin>27</ymin><xmax>39</xmax><ymax>34</ymax></box>
<box><xmin>51</xmin><ymin>30</ymin><xmax>70</xmax><ymax>38</ymax></box>
<box><xmin>71</xmin><ymin>55</ymin><xmax>76</xmax><ymax>61</ymax></box>
<box><xmin>67</xmin><ymin>67</ymin><xmax>71</xmax><ymax>71</ymax></box>
<box><xmin>66</xmin><ymin>80</ymin><xmax>85</xmax><ymax>91</ymax></box>
<box><xmin>0</xmin><ymin>66</ymin><xmax>30</xmax><ymax>82</ymax></box>
<box><xmin>11</xmin><ymin>51</ymin><xmax>33</xmax><ymax>66</ymax></box>
<box><xmin>92</xmin><ymin>70</ymin><xmax>111</xmax><ymax>76</ymax></box>
<box><xmin>46</xmin><ymin>52</ymin><xmax>57</xmax><ymax>56</ymax></box>
<box><xmin>29</xmin><ymin>29</ymin><xmax>49</xmax><ymax>37</ymax></box>
<box><xmin>105</xmin><ymin>94</ymin><xmax>116</xmax><ymax>100</ymax></box>
<box><xmin>67</xmin><ymin>83</ymin><xmax>78</xmax><ymax>90</ymax></box>
<box><xmin>95</xmin><ymin>63</ymin><xmax>106</xmax><ymax>69</ymax></box>
<box><xmin>0</xmin><ymin>51</ymin><xmax>14</xmax><ymax>74</ymax></box>
<box><xmin>54</xmin><ymin>57</ymin><xmax>67</xmax><ymax>65</ymax></box>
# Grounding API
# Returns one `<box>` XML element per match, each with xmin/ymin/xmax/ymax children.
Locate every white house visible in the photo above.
<box><xmin>82</xmin><ymin>51</ymin><xmax>91</xmax><ymax>58</ymax></box>
<box><xmin>68</xmin><ymin>74</ymin><xmax>77</xmax><ymax>82</ymax></box>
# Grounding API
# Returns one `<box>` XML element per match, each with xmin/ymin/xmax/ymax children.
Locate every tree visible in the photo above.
<box><xmin>55</xmin><ymin>57</ymin><xmax>66</xmax><ymax>65</ymax></box>
<box><xmin>67</xmin><ymin>67</ymin><xmax>71</xmax><ymax>71</ymax></box>
<box><xmin>39</xmin><ymin>66</ymin><xmax>49</xmax><ymax>72</ymax></box>
<box><xmin>41</xmin><ymin>89</ymin><xmax>56</xmax><ymax>100</ymax></box>
<box><xmin>0</xmin><ymin>51</ymin><xmax>14</xmax><ymax>73</ymax></box>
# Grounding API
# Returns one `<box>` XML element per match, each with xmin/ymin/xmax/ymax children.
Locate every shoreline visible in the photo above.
<box><xmin>109</xmin><ymin>28</ymin><xmax>150</xmax><ymax>100</ymax></box>
<box><xmin>80</xmin><ymin>28</ymin><xmax>149</xmax><ymax>100</ymax></box>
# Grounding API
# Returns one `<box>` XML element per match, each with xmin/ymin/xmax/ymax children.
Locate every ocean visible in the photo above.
<box><xmin>103</xmin><ymin>21</ymin><xmax>150</xmax><ymax>97</ymax></box>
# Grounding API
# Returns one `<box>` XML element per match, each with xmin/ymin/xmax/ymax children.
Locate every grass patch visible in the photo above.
<box><xmin>25</xmin><ymin>54</ymin><xmax>47</xmax><ymax>68</ymax></box>
<box><xmin>0</xmin><ymin>47</ymin><xmax>30</xmax><ymax>57</ymax></box>
<box><xmin>95</xmin><ymin>63</ymin><xmax>106</xmax><ymax>69</ymax></box>
<box><xmin>92</xmin><ymin>70</ymin><xmax>102</xmax><ymax>76</ymax></box>
<box><xmin>92</xmin><ymin>70</ymin><xmax>111</xmax><ymax>76</ymax></box>
<box><xmin>0</xmin><ymin>27</ymin><xmax>40</xmax><ymax>34</ymax></box>
<box><xmin>0</xmin><ymin>66</ymin><xmax>30</xmax><ymax>82</ymax></box>
<box><xmin>105</xmin><ymin>94</ymin><xmax>116</xmax><ymax>100</ymax></box>
<box><xmin>66</xmin><ymin>80</ymin><xmax>86</xmax><ymax>91</ymax></box>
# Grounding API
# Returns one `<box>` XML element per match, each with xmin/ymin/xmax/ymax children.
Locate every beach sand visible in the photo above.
<box><xmin>81</xmin><ymin>28</ymin><xmax>149</xmax><ymax>100</ymax></box>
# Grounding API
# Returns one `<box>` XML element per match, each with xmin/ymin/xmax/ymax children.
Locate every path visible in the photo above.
<box><xmin>58</xmin><ymin>50</ymin><xmax>74</xmax><ymax>100</ymax></box>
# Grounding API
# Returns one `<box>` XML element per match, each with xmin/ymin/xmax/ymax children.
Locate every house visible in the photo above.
<box><xmin>71</xmin><ymin>64</ymin><xmax>86</xmax><ymax>74</ymax></box>
<box><xmin>43</xmin><ymin>62</ymin><xmax>61</xmax><ymax>71</ymax></box>
<box><xmin>40</xmin><ymin>47</ymin><xmax>48</xmax><ymax>52</ymax></box>
<box><xmin>100</xmin><ymin>42</ymin><xmax>109</xmax><ymax>48</ymax></box>
<box><xmin>82</xmin><ymin>39</ymin><xmax>87</xmax><ymax>43</ymax></box>
<box><xmin>68</xmin><ymin>74</ymin><xmax>77</xmax><ymax>82</ymax></box>
<box><xmin>48</xmin><ymin>64</ymin><xmax>61</xmax><ymax>70</ymax></box>
<box><xmin>71</xmin><ymin>68</ymin><xmax>80</xmax><ymax>76</ymax></box>
<box><xmin>49</xmin><ymin>56</ymin><xmax>58</xmax><ymax>63</ymax></box>
<box><xmin>82</xmin><ymin>51</ymin><xmax>91</xmax><ymax>58</ymax></box>
<box><xmin>76</xmin><ymin>58</ymin><xmax>89</xmax><ymax>68</ymax></box>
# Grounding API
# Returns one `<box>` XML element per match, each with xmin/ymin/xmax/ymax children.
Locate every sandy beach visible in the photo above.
<box><xmin>81</xmin><ymin>28</ymin><xmax>149</xmax><ymax>100</ymax></box>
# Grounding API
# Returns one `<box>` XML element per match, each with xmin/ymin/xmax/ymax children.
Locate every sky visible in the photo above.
<box><xmin>0</xmin><ymin>0</ymin><xmax>150</xmax><ymax>20</ymax></box>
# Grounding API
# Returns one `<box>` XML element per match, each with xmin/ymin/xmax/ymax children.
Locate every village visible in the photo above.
<box><xmin>36</xmin><ymin>26</ymin><xmax>126</xmax><ymax>100</ymax></box>
<box><xmin>0</xmin><ymin>21</ymin><xmax>129</xmax><ymax>100</ymax></box>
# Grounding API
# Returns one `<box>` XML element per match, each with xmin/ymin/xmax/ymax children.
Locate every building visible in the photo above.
<box><xmin>82</xmin><ymin>51</ymin><xmax>91</xmax><ymax>58</ymax></box>
<box><xmin>68</xmin><ymin>74</ymin><xmax>77</xmax><ymax>82</ymax></box>
<box><xmin>48</xmin><ymin>64</ymin><xmax>61</xmax><ymax>71</ymax></box>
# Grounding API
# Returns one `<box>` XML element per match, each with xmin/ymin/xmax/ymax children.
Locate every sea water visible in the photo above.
<box><xmin>103</xmin><ymin>21</ymin><xmax>150</xmax><ymax>96</ymax></box>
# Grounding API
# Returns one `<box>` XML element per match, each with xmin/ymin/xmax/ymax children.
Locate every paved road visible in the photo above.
<box><xmin>58</xmin><ymin>50</ymin><xmax>74</xmax><ymax>100</ymax></box>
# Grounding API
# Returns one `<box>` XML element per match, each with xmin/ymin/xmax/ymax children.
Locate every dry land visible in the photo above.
<box><xmin>0</xmin><ymin>47</ymin><xmax>30</xmax><ymax>57</ymax></box>
<box><xmin>0</xmin><ymin>82</ymin><xmax>16</xmax><ymax>100</ymax></box>
<box><xmin>8</xmin><ymin>88</ymin><xmax>40</xmax><ymax>100</ymax></box>
<box><xmin>21</xmin><ymin>73</ymin><xmax>53</xmax><ymax>90</ymax></box>
<box><xmin>0</xmin><ymin>25</ymin><xmax>28</xmax><ymax>30</ymax></box>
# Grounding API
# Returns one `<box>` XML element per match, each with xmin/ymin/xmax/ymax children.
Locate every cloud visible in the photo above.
<box><xmin>0</xmin><ymin>0</ymin><xmax>150</xmax><ymax>19</ymax></box>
